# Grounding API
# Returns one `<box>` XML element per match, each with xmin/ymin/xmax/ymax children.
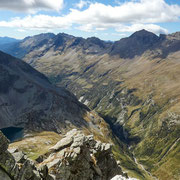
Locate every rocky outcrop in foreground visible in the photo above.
<box><xmin>0</xmin><ymin>131</ymin><xmax>51</xmax><ymax>180</ymax></box>
<box><xmin>0</xmin><ymin>129</ymin><xmax>127</xmax><ymax>180</ymax></box>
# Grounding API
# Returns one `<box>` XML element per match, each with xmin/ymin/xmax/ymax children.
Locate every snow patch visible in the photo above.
<box><xmin>79</xmin><ymin>96</ymin><xmax>84</xmax><ymax>102</ymax></box>
<box><xmin>84</xmin><ymin>100</ymin><xmax>89</xmax><ymax>105</ymax></box>
<box><xmin>111</xmin><ymin>175</ymin><xmax>138</xmax><ymax>180</ymax></box>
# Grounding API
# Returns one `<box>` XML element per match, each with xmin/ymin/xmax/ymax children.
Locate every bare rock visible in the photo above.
<box><xmin>0</xmin><ymin>131</ymin><xmax>9</xmax><ymax>153</ymax></box>
<box><xmin>42</xmin><ymin>129</ymin><xmax>123</xmax><ymax>180</ymax></box>
<box><xmin>0</xmin><ymin>129</ymin><xmax>125</xmax><ymax>180</ymax></box>
<box><xmin>49</xmin><ymin>136</ymin><xmax>73</xmax><ymax>152</ymax></box>
<box><xmin>0</xmin><ymin>131</ymin><xmax>49</xmax><ymax>180</ymax></box>
<box><xmin>12</xmin><ymin>151</ymin><xmax>27</xmax><ymax>163</ymax></box>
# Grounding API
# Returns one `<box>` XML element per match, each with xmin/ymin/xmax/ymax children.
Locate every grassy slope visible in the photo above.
<box><xmin>9</xmin><ymin>131</ymin><xmax>61</xmax><ymax>160</ymax></box>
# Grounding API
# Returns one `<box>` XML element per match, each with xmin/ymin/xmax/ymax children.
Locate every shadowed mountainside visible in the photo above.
<box><xmin>0</xmin><ymin>50</ymin><xmax>90</xmax><ymax>132</ymax></box>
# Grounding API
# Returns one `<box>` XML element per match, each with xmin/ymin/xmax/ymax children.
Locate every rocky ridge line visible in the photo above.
<box><xmin>0</xmin><ymin>129</ymin><xmax>133</xmax><ymax>180</ymax></box>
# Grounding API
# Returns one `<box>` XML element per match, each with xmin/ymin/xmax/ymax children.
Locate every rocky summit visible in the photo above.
<box><xmin>0</xmin><ymin>129</ymin><xmax>130</xmax><ymax>180</ymax></box>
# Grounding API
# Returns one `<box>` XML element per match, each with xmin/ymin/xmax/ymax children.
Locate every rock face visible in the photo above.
<box><xmin>43</xmin><ymin>129</ymin><xmax>123</xmax><ymax>180</ymax></box>
<box><xmin>0</xmin><ymin>130</ymin><xmax>124</xmax><ymax>180</ymax></box>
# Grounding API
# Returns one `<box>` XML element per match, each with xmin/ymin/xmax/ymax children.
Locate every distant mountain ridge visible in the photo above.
<box><xmin>0</xmin><ymin>36</ymin><xmax>19</xmax><ymax>45</ymax></box>
<box><xmin>1</xmin><ymin>29</ymin><xmax>180</xmax><ymax>60</ymax></box>
<box><xmin>0</xmin><ymin>33</ymin><xmax>55</xmax><ymax>59</ymax></box>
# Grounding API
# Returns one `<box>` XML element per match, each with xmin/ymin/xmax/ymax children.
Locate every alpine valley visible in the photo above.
<box><xmin>0</xmin><ymin>29</ymin><xmax>180</xmax><ymax>180</ymax></box>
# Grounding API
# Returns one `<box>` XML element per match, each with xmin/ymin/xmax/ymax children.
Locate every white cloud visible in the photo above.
<box><xmin>67</xmin><ymin>0</ymin><xmax>180</xmax><ymax>31</ymax></box>
<box><xmin>75</xmin><ymin>0</ymin><xmax>89</xmax><ymax>9</ymax></box>
<box><xmin>17</xmin><ymin>29</ymin><xmax>26</xmax><ymax>32</ymax></box>
<box><xmin>0</xmin><ymin>15</ymin><xmax>71</xmax><ymax>30</ymax></box>
<box><xmin>116</xmin><ymin>24</ymin><xmax>168</xmax><ymax>34</ymax></box>
<box><xmin>0</xmin><ymin>0</ymin><xmax>64</xmax><ymax>12</ymax></box>
<box><xmin>111</xmin><ymin>33</ymin><xmax>127</xmax><ymax>37</ymax></box>
<box><xmin>0</xmin><ymin>0</ymin><xmax>179</xmax><ymax>34</ymax></box>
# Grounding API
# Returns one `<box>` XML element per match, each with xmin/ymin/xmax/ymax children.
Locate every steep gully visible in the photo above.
<box><xmin>101</xmin><ymin>113</ymin><xmax>158</xmax><ymax>179</ymax></box>
<box><xmin>132</xmin><ymin>151</ymin><xmax>158</xmax><ymax>180</ymax></box>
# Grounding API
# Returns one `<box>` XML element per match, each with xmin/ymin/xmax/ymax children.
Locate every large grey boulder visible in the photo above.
<box><xmin>49</xmin><ymin>136</ymin><xmax>73</xmax><ymax>152</ymax></box>
<box><xmin>42</xmin><ymin>129</ymin><xmax>124</xmax><ymax>180</ymax></box>
<box><xmin>12</xmin><ymin>151</ymin><xmax>27</xmax><ymax>163</ymax></box>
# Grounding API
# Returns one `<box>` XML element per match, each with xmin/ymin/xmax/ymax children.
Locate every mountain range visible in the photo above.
<box><xmin>0</xmin><ymin>29</ymin><xmax>179</xmax><ymax>180</ymax></box>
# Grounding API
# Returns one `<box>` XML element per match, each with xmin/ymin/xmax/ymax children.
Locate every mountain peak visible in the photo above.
<box><xmin>23</xmin><ymin>32</ymin><xmax>55</xmax><ymax>41</ymax></box>
<box><xmin>56</xmin><ymin>32</ymin><xmax>74</xmax><ymax>39</ymax></box>
<box><xmin>110</xmin><ymin>29</ymin><xmax>160</xmax><ymax>58</ymax></box>
<box><xmin>130</xmin><ymin>29</ymin><xmax>158</xmax><ymax>39</ymax></box>
<box><xmin>168</xmin><ymin>31</ymin><xmax>180</xmax><ymax>40</ymax></box>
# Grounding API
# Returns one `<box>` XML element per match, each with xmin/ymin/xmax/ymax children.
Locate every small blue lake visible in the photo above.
<box><xmin>0</xmin><ymin>127</ymin><xmax>24</xmax><ymax>142</ymax></box>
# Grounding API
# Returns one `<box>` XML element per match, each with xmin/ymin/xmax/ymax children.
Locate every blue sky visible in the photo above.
<box><xmin>0</xmin><ymin>0</ymin><xmax>179</xmax><ymax>40</ymax></box>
